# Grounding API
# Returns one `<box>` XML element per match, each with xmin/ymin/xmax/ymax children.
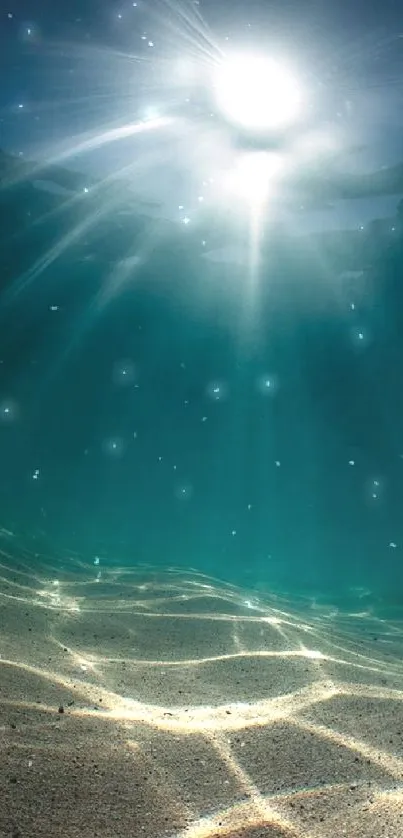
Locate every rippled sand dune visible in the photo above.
<box><xmin>1</xmin><ymin>537</ymin><xmax>403</xmax><ymax>837</ymax></box>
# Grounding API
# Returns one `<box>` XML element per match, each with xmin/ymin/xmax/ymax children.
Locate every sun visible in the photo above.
<box><xmin>213</xmin><ymin>52</ymin><xmax>304</xmax><ymax>134</ymax></box>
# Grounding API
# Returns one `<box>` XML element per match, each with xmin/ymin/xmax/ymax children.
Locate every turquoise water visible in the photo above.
<box><xmin>1</xmin><ymin>149</ymin><xmax>403</xmax><ymax>606</ymax></box>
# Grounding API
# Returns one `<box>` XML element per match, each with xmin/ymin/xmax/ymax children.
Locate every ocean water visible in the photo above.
<box><xmin>1</xmin><ymin>161</ymin><xmax>403</xmax><ymax>605</ymax></box>
<box><xmin>1</xmin><ymin>23</ymin><xmax>403</xmax><ymax>833</ymax></box>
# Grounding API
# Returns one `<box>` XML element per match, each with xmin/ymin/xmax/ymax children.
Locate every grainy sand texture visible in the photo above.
<box><xmin>1</xmin><ymin>535</ymin><xmax>403</xmax><ymax>838</ymax></box>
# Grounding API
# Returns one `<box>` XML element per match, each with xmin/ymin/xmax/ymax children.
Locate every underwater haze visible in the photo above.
<box><xmin>1</xmin><ymin>1</ymin><xmax>403</xmax><ymax>837</ymax></box>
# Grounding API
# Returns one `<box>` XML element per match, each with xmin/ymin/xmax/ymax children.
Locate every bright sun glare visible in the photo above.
<box><xmin>214</xmin><ymin>52</ymin><xmax>303</xmax><ymax>133</ymax></box>
<box><xmin>227</xmin><ymin>151</ymin><xmax>283</xmax><ymax>205</ymax></box>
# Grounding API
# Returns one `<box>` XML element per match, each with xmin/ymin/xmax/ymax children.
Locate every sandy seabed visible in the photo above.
<box><xmin>1</xmin><ymin>537</ymin><xmax>403</xmax><ymax>837</ymax></box>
